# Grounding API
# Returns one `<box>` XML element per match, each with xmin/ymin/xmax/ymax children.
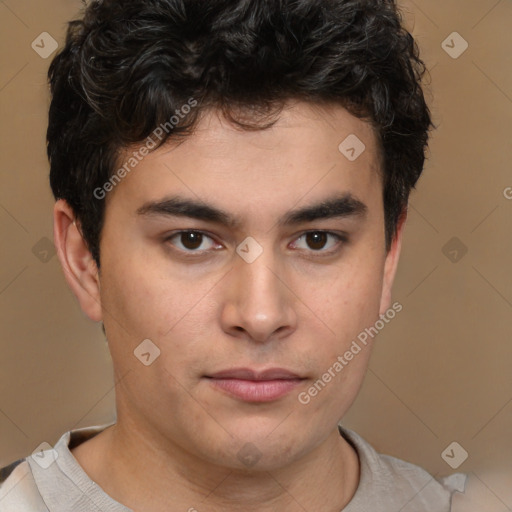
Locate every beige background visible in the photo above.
<box><xmin>0</xmin><ymin>0</ymin><xmax>511</xmax><ymax>508</ymax></box>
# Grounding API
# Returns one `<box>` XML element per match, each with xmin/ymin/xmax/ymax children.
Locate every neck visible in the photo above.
<box><xmin>72</xmin><ymin>413</ymin><xmax>359</xmax><ymax>512</ymax></box>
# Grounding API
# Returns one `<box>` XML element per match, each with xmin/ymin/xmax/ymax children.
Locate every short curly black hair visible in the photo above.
<box><xmin>48</xmin><ymin>0</ymin><xmax>433</xmax><ymax>269</ymax></box>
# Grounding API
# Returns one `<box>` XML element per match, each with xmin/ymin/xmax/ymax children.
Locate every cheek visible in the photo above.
<box><xmin>99</xmin><ymin>252</ymin><xmax>222</xmax><ymax>377</ymax></box>
<box><xmin>301</xmin><ymin>257</ymin><xmax>385</xmax><ymax>342</ymax></box>
<box><xmin>101</xmin><ymin>251</ymin><xmax>203</xmax><ymax>337</ymax></box>
<box><xmin>292</xmin><ymin>255</ymin><xmax>383</xmax><ymax>407</ymax></box>
<box><xmin>98</xmin><ymin>258</ymin><xmax>211</xmax><ymax>407</ymax></box>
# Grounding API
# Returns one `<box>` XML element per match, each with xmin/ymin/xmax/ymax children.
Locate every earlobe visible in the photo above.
<box><xmin>53</xmin><ymin>199</ymin><xmax>103</xmax><ymax>323</ymax></box>
<box><xmin>379</xmin><ymin>207</ymin><xmax>407</xmax><ymax>316</ymax></box>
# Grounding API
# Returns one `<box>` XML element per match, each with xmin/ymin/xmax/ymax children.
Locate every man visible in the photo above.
<box><xmin>0</xmin><ymin>0</ymin><xmax>471</xmax><ymax>510</ymax></box>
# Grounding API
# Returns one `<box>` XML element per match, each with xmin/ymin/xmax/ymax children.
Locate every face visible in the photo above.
<box><xmin>55</xmin><ymin>100</ymin><xmax>404</xmax><ymax>471</ymax></box>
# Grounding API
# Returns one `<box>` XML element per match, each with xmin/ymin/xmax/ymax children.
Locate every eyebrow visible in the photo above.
<box><xmin>136</xmin><ymin>193</ymin><xmax>368</xmax><ymax>228</ymax></box>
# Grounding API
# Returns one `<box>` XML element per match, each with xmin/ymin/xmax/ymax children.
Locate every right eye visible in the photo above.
<box><xmin>164</xmin><ymin>230</ymin><xmax>222</xmax><ymax>255</ymax></box>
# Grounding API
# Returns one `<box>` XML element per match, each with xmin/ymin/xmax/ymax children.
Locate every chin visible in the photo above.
<box><xmin>222</xmin><ymin>426</ymin><xmax>309</xmax><ymax>470</ymax></box>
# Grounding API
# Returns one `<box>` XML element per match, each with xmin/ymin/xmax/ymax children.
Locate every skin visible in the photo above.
<box><xmin>53</xmin><ymin>99</ymin><xmax>406</xmax><ymax>512</ymax></box>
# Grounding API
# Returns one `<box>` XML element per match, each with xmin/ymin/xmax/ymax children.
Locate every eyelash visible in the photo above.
<box><xmin>164</xmin><ymin>230</ymin><xmax>347</xmax><ymax>258</ymax></box>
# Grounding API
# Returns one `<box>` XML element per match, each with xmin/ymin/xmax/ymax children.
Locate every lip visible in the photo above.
<box><xmin>205</xmin><ymin>367</ymin><xmax>305</xmax><ymax>402</ymax></box>
<box><xmin>208</xmin><ymin>367</ymin><xmax>302</xmax><ymax>380</ymax></box>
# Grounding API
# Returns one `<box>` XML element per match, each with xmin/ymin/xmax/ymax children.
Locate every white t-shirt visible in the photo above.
<box><xmin>0</xmin><ymin>423</ymin><xmax>468</xmax><ymax>511</ymax></box>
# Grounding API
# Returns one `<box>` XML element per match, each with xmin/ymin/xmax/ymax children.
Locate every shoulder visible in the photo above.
<box><xmin>1</xmin><ymin>457</ymin><xmax>25</xmax><ymax>484</ymax></box>
<box><xmin>1</xmin><ymin>423</ymin><xmax>118</xmax><ymax>512</ymax></box>
<box><xmin>0</xmin><ymin>458</ymin><xmax>48</xmax><ymax>511</ymax></box>
<box><xmin>338</xmin><ymin>426</ymin><xmax>467</xmax><ymax>511</ymax></box>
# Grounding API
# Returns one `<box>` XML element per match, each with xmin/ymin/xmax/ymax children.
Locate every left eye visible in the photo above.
<box><xmin>291</xmin><ymin>231</ymin><xmax>344</xmax><ymax>252</ymax></box>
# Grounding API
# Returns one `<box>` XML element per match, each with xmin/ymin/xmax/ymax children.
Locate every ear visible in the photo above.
<box><xmin>53</xmin><ymin>199</ymin><xmax>103</xmax><ymax>322</ymax></box>
<box><xmin>379</xmin><ymin>206</ymin><xmax>407</xmax><ymax>316</ymax></box>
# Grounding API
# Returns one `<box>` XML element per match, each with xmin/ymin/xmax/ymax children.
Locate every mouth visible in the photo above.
<box><xmin>204</xmin><ymin>367</ymin><xmax>306</xmax><ymax>403</ymax></box>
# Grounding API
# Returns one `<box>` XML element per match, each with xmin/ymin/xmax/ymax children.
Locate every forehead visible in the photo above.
<box><xmin>106</xmin><ymin>101</ymin><xmax>382</xmax><ymax>226</ymax></box>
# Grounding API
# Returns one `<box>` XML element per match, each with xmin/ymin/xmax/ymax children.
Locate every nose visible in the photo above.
<box><xmin>220</xmin><ymin>245</ymin><xmax>297</xmax><ymax>343</ymax></box>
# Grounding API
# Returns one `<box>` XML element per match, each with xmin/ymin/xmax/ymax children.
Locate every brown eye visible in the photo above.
<box><xmin>305</xmin><ymin>232</ymin><xmax>328</xmax><ymax>250</ymax></box>
<box><xmin>292</xmin><ymin>231</ymin><xmax>345</xmax><ymax>254</ymax></box>
<box><xmin>166</xmin><ymin>231</ymin><xmax>218</xmax><ymax>253</ymax></box>
<box><xmin>180</xmin><ymin>231</ymin><xmax>203</xmax><ymax>250</ymax></box>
